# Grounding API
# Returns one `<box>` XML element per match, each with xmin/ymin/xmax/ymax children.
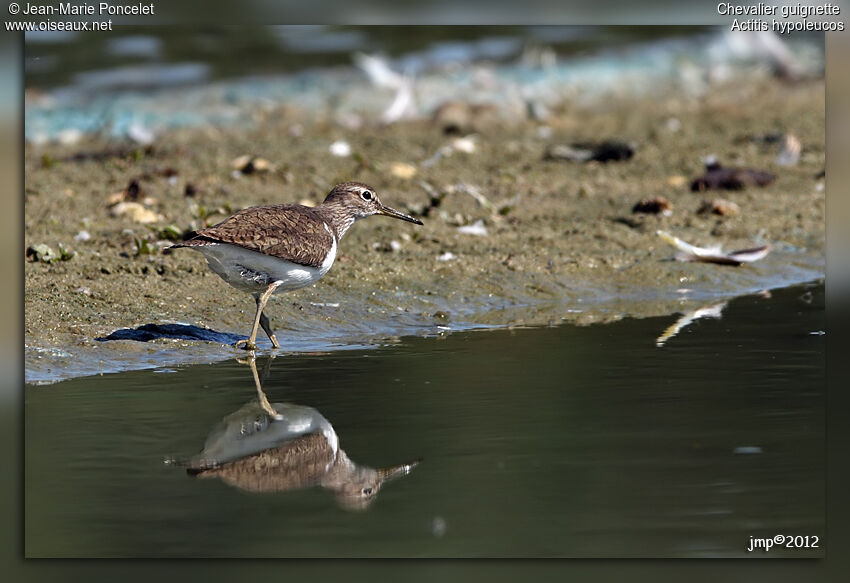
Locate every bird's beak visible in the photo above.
<box><xmin>377</xmin><ymin>203</ymin><xmax>424</xmax><ymax>225</ymax></box>
<box><xmin>377</xmin><ymin>458</ymin><xmax>421</xmax><ymax>482</ymax></box>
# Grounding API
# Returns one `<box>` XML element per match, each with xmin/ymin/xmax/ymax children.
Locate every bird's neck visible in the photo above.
<box><xmin>315</xmin><ymin>202</ymin><xmax>357</xmax><ymax>241</ymax></box>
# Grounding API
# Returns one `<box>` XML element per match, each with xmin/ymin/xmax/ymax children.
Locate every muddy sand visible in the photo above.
<box><xmin>25</xmin><ymin>78</ymin><xmax>825</xmax><ymax>382</ymax></box>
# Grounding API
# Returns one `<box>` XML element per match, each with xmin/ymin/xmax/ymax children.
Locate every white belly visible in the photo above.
<box><xmin>193</xmin><ymin>240</ymin><xmax>336</xmax><ymax>294</ymax></box>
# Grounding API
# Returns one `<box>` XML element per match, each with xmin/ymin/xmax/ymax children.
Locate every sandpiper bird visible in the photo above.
<box><xmin>169</xmin><ymin>182</ymin><xmax>422</xmax><ymax>350</ymax></box>
<box><xmin>179</xmin><ymin>356</ymin><xmax>420</xmax><ymax>510</ymax></box>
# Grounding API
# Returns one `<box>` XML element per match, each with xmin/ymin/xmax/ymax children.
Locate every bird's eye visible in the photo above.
<box><xmin>361</xmin><ymin>190</ymin><xmax>373</xmax><ymax>201</ymax></box>
<box><xmin>362</xmin><ymin>487</ymin><xmax>373</xmax><ymax>495</ymax></box>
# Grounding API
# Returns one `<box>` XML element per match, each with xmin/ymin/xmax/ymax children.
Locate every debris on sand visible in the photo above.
<box><xmin>697</xmin><ymin>198</ymin><xmax>740</xmax><ymax>217</ymax></box>
<box><xmin>110</xmin><ymin>202</ymin><xmax>163</xmax><ymax>224</ymax></box>
<box><xmin>457</xmin><ymin>219</ymin><xmax>488</xmax><ymax>236</ymax></box>
<box><xmin>132</xmin><ymin>236</ymin><xmax>158</xmax><ymax>256</ymax></box>
<box><xmin>26</xmin><ymin>242</ymin><xmax>75</xmax><ymax>263</ymax></box>
<box><xmin>690</xmin><ymin>156</ymin><xmax>775</xmax><ymax>191</ymax></box>
<box><xmin>432</xmin><ymin>101</ymin><xmax>473</xmax><ymax>134</ymax></box>
<box><xmin>431</xmin><ymin>101</ymin><xmax>501</xmax><ymax>135</ymax></box>
<box><xmin>665</xmin><ymin>117</ymin><xmax>682</xmax><ymax>132</ymax></box>
<box><xmin>667</xmin><ymin>175</ymin><xmax>688</xmax><ymax>188</ymax></box>
<box><xmin>718</xmin><ymin>30</ymin><xmax>803</xmax><ymax>81</ymax></box>
<box><xmin>58</xmin><ymin>145</ymin><xmax>155</xmax><ymax>164</ymax></box>
<box><xmin>153</xmin><ymin>224</ymin><xmax>184</xmax><ymax>241</ymax></box>
<box><xmin>388</xmin><ymin>161</ymin><xmax>418</xmax><ymax>180</ymax></box>
<box><xmin>372</xmin><ymin>239</ymin><xmax>402</xmax><ymax>253</ymax></box>
<box><xmin>107</xmin><ymin>180</ymin><xmax>160</xmax><ymax>215</ymax></box>
<box><xmin>232</xmin><ymin>155</ymin><xmax>274</xmax><ymax>174</ymax></box>
<box><xmin>354</xmin><ymin>52</ymin><xmax>405</xmax><ymax>90</ymax></box>
<box><xmin>152</xmin><ymin>167</ymin><xmax>179</xmax><ymax>179</ymax></box>
<box><xmin>544</xmin><ymin>140</ymin><xmax>635</xmax><ymax>163</ymax></box>
<box><xmin>632</xmin><ymin>196</ymin><xmax>673</xmax><ymax>216</ymax></box>
<box><xmin>449</xmin><ymin>183</ymin><xmax>494</xmax><ymax>211</ymax></box>
<box><xmin>733</xmin><ymin>132</ymin><xmax>783</xmax><ymax>146</ymax></box>
<box><xmin>107</xmin><ymin>179</ymin><xmax>143</xmax><ymax>204</ymax></box>
<box><xmin>775</xmin><ymin>133</ymin><xmax>801</xmax><ymax>167</ymax></box>
<box><xmin>328</xmin><ymin>141</ymin><xmax>352</xmax><ymax>158</ymax></box>
<box><xmin>450</xmin><ymin>136</ymin><xmax>477</xmax><ymax>154</ymax></box>
<box><xmin>56</xmin><ymin>128</ymin><xmax>83</xmax><ymax>146</ymax></box>
<box><xmin>127</xmin><ymin>122</ymin><xmax>156</xmax><ymax>145</ymax></box>
<box><xmin>657</xmin><ymin>230</ymin><xmax>770</xmax><ymax>266</ymax></box>
<box><xmin>414</xmin><ymin>181</ymin><xmax>446</xmax><ymax>217</ymax></box>
<box><xmin>422</xmin><ymin>135</ymin><xmax>479</xmax><ymax>168</ymax></box>
<box><xmin>656</xmin><ymin>300</ymin><xmax>727</xmax><ymax>347</ymax></box>
<box><xmin>353</xmin><ymin>53</ymin><xmax>417</xmax><ymax>123</ymax></box>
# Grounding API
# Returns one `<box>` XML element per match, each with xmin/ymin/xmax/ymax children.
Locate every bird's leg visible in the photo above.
<box><xmin>246</xmin><ymin>354</ymin><xmax>280</xmax><ymax>418</ymax></box>
<box><xmin>236</xmin><ymin>281</ymin><xmax>282</xmax><ymax>351</ymax></box>
<box><xmin>260</xmin><ymin>352</ymin><xmax>276</xmax><ymax>383</ymax></box>
<box><xmin>258</xmin><ymin>306</ymin><xmax>280</xmax><ymax>349</ymax></box>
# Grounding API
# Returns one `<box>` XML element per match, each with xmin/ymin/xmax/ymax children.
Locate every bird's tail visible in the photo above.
<box><xmin>163</xmin><ymin>238</ymin><xmax>206</xmax><ymax>254</ymax></box>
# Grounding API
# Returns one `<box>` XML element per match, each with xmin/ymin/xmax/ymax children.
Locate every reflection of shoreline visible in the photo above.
<box><xmin>174</xmin><ymin>356</ymin><xmax>419</xmax><ymax>510</ymax></box>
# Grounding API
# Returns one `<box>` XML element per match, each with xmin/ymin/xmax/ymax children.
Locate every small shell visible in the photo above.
<box><xmin>127</xmin><ymin>123</ymin><xmax>155</xmax><ymax>145</ymax></box>
<box><xmin>432</xmin><ymin>101</ymin><xmax>472</xmax><ymax>134</ymax></box>
<box><xmin>667</xmin><ymin>175</ymin><xmax>687</xmax><ymax>188</ymax></box>
<box><xmin>250</xmin><ymin>158</ymin><xmax>273</xmax><ymax>172</ymax></box>
<box><xmin>697</xmin><ymin>199</ymin><xmax>740</xmax><ymax>216</ymax></box>
<box><xmin>107</xmin><ymin>179</ymin><xmax>143</xmax><ymax>205</ymax></box>
<box><xmin>329</xmin><ymin>141</ymin><xmax>352</xmax><ymax>157</ymax></box>
<box><xmin>389</xmin><ymin>162</ymin><xmax>417</xmax><ymax>179</ymax></box>
<box><xmin>450</xmin><ymin>136</ymin><xmax>477</xmax><ymax>154</ymax></box>
<box><xmin>231</xmin><ymin>154</ymin><xmax>252</xmax><ymax>169</ymax></box>
<box><xmin>457</xmin><ymin>219</ymin><xmax>488</xmax><ymax>236</ymax></box>
<box><xmin>110</xmin><ymin>202</ymin><xmax>163</xmax><ymax>224</ymax></box>
<box><xmin>232</xmin><ymin>155</ymin><xmax>273</xmax><ymax>174</ymax></box>
<box><xmin>775</xmin><ymin>134</ymin><xmax>801</xmax><ymax>167</ymax></box>
<box><xmin>632</xmin><ymin>197</ymin><xmax>672</xmax><ymax>215</ymax></box>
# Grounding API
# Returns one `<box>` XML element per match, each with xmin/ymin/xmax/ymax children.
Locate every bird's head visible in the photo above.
<box><xmin>323</xmin><ymin>182</ymin><xmax>423</xmax><ymax>225</ymax></box>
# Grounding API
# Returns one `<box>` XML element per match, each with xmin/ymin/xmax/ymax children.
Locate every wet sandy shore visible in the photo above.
<box><xmin>24</xmin><ymin>78</ymin><xmax>825</xmax><ymax>382</ymax></box>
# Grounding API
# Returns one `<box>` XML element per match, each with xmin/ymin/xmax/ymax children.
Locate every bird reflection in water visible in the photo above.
<box><xmin>655</xmin><ymin>300</ymin><xmax>728</xmax><ymax>347</ymax></box>
<box><xmin>172</xmin><ymin>356</ymin><xmax>420</xmax><ymax>510</ymax></box>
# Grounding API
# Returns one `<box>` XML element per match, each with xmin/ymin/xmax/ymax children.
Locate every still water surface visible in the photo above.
<box><xmin>25</xmin><ymin>282</ymin><xmax>824</xmax><ymax>557</ymax></box>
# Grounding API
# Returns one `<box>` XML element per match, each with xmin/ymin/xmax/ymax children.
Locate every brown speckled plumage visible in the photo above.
<box><xmin>190</xmin><ymin>432</ymin><xmax>336</xmax><ymax>492</ymax></box>
<box><xmin>175</xmin><ymin>204</ymin><xmax>335</xmax><ymax>269</ymax></box>
<box><xmin>189</xmin><ymin>431</ymin><xmax>418</xmax><ymax>508</ymax></box>
<box><xmin>171</xmin><ymin>182</ymin><xmax>413</xmax><ymax>268</ymax></box>
<box><xmin>168</xmin><ymin>182</ymin><xmax>423</xmax><ymax>350</ymax></box>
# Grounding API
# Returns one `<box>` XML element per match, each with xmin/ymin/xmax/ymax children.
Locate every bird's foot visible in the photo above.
<box><xmin>235</xmin><ymin>339</ymin><xmax>258</xmax><ymax>351</ymax></box>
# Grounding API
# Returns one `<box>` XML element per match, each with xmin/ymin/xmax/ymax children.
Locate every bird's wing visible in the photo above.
<box><xmin>180</xmin><ymin>205</ymin><xmax>334</xmax><ymax>269</ymax></box>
